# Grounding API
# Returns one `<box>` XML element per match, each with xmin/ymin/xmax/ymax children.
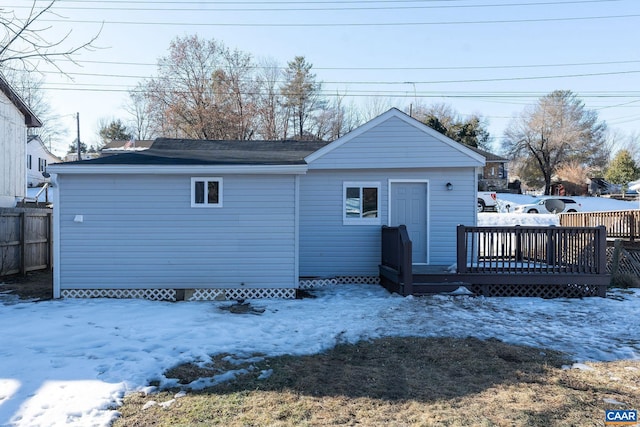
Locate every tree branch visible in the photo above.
<box><xmin>0</xmin><ymin>1</ymin><xmax>102</xmax><ymax>75</ymax></box>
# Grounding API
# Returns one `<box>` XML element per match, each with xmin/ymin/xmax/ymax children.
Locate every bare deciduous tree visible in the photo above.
<box><xmin>360</xmin><ymin>96</ymin><xmax>394</xmax><ymax>122</ymax></box>
<box><xmin>503</xmin><ymin>90</ymin><xmax>608</xmax><ymax>195</ymax></box>
<box><xmin>254</xmin><ymin>58</ymin><xmax>285</xmax><ymax>140</ymax></box>
<box><xmin>124</xmin><ymin>86</ymin><xmax>157</xmax><ymax>141</ymax></box>
<box><xmin>314</xmin><ymin>93</ymin><xmax>361</xmax><ymax>140</ymax></box>
<box><xmin>140</xmin><ymin>35</ymin><xmax>261</xmax><ymax>140</ymax></box>
<box><xmin>214</xmin><ymin>48</ymin><xmax>257</xmax><ymax>140</ymax></box>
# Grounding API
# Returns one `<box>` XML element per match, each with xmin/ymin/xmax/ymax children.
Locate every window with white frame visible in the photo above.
<box><xmin>38</xmin><ymin>158</ymin><xmax>47</xmax><ymax>172</ymax></box>
<box><xmin>191</xmin><ymin>177</ymin><xmax>223</xmax><ymax>207</ymax></box>
<box><xmin>27</xmin><ymin>155</ymin><xmax>32</xmax><ymax>170</ymax></box>
<box><xmin>343</xmin><ymin>182</ymin><xmax>380</xmax><ymax>225</ymax></box>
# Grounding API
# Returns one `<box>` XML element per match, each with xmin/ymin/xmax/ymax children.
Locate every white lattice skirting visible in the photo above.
<box><xmin>60</xmin><ymin>277</ymin><xmax>379</xmax><ymax>301</ymax></box>
<box><xmin>61</xmin><ymin>289</ymin><xmax>177</xmax><ymax>301</ymax></box>
<box><xmin>189</xmin><ymin>288</ymin><xmax>296</xmax><ymax>301</ymax></box>
<box><xmin>299</xmin><ymin>276</ymin><xmax>380</xmax><ymax>289</ymax></box>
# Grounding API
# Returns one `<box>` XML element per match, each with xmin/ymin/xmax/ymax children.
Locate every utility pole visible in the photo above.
<box><xmin>76</xmin><ymin>112</ymin><xmax>81</xmax><ymax>161</ymax></box>
<box><xmin>404</xmin><ymin>82</ymin><xmax>417</xmax><ymax>117</ymax></box>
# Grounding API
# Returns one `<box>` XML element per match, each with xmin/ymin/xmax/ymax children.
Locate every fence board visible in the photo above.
<box><xmin>0</xmin><ymin>208</ymin><xmax>52</xmax><ymax>276</ymax></box>
<box><xmin>559</xmin><ymin>210</ymin><xmax>640</xmax><ymax>241</ymax></box>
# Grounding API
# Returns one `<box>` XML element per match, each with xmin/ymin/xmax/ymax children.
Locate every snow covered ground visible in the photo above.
<box><xmin>494</xmin><ymin>192</ymin><xmax>639</xmax><ymax>214</ymax></box>
<box><xmin>0</xmin><ymin>194</ymin><xmax>638</xmax><ymax>427</ymax></box>
<box><xmin>1</xmin><ymin>286</ymin><xmax>639</xmax><ymax>427</ymax></box>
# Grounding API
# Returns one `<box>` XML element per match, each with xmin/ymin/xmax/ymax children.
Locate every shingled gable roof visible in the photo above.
<box><xmin>305</xmin><ymin>108</ymin><xmax>486</xmax><ymax>165</ymax></box>
<box><xmin>0</xmin><ymin>73</ymin><xmax>42</xmax><ymax>128</ymax></box>
<box><xmin>465</xmin><ymin>145</ymin><xmax>508</xmax><ymax>162</ymax></box>
<box><xmin>60</xmin><ymin>138</ymin><xmax>331</xmax><ymax>166</ymax></box>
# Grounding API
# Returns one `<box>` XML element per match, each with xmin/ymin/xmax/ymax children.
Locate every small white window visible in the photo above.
<box><xmin>191</xmin><ymin>177</ymin><xmax>223</xmax><ymax>207</ymax></box>
<box><xmin>343</xmin><ymin>182</ymin><xmax>380</xmax><ymax>225</ymax></box>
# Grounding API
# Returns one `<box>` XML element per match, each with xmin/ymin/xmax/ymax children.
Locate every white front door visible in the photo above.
<box><xmin>390</xmin><ymin>182</ymin><xmax>428</xmax><ymax>264</ymax></box>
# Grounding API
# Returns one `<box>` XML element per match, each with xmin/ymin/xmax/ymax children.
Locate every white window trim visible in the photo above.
<box><xmin>191</xmin><ymin>177</ymin><xmax>223</xmax><ymax>208</ymax></box>
<box><xmin>343</xmin><ymin>181</ymin><xmax>381</xmax><ymax>225</ymax></box>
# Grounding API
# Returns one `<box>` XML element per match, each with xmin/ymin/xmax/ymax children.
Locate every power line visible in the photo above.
<box><xmin>5</xmin><ymin>0</ymin><xmax>624</xmax><ymax>12</ymax></box>
<box><xmin>40</xmin><ymin>13</ymin><xmax>640</xmax><ymax>27</ymax></box>
<box><xmin>28</xmin><ymin>67</ymin><xmax>640</xmax><ymax>86</ymax></box>
<box><xmin>11</xmin><ymin>0</ymin><xmax>624</xmax><ymax>5</ymax></box>
<box><xmin>36</xmin><ymin>84</ymin><xmax>640</xmax><ymax>99</ymax></box>
<box><xmin>48</xmin><ymin>58</ymin><xmax>640</xmax><ymax>71</ymax></box>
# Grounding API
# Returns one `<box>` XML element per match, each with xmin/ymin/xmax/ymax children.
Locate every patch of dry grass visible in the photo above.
<box><xmin>113</xmin><ymin>337</ymin><xmax>640</xmax><ymax>426</ymax></box>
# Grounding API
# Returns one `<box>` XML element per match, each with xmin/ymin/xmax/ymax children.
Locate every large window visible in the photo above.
<box><xmin>343</xmin><ymin>182</ymin><xmax>380</xmax><ymax>225</ymax></box>
<box><xmin>191</xmin><ymin>177</ymin><xmax>223</xmax><ymax>207</ymax></box>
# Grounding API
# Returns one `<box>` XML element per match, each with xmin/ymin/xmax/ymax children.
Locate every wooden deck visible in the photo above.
<box><xmin>380</xmin><ymin>225</ymin><xmax>610</xmax><ymax>298</ymax></box>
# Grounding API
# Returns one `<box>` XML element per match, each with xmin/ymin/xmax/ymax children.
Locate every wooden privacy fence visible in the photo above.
<box><xmin>559</xmin><ymin>210</ymin><xmax>640</xmax><ymax>241</ymax></box>
<box><xmin>0</xmin><ymin>208</ymin><xmax>53</xmax><ymax>276</ymax></box>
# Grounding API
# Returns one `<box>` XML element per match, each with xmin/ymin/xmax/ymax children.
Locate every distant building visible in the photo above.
<box><xmin>100</xmin><ymin>139</ymin><xmax>154</xmax><ymax>156</ymax></box>
<box><xmin>466</xmin><ymin>146</ymin><xmax>509</xmax><ymax>191</ymax></box>
<box><xmin>27</xmin><ymin>135</ymin><xmax>62</xmax><ymax>188</ymax></box>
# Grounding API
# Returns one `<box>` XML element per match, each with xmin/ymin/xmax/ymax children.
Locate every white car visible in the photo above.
<box><xmin>512</xmin><ymin>197</ymin><xmax>582</xmax><ymax>214</ymax></box>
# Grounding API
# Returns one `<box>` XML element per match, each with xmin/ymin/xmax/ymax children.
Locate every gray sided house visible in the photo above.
<box><xmin>48</xmin><ymin>109</ymin><xmax>485</xmax><ymax>300</ymax></box>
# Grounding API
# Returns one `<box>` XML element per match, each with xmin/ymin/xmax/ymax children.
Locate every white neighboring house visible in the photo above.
<box><xmin>0</xmin><ymin>74</ymin><xmax>42</xmax><ymax>207</ymax></box>
<box><xmin>27</xmin><ymin>135</ymin><xmax>61</xmax><ymax>188</ymax></box>
<box><xmin>63</xmin><ymin>150</ymin><xmax>101</xmax><ymax>162</ymax></box>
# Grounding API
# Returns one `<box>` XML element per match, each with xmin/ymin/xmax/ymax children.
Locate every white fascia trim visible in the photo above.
<box><xmin>305</xmin><ymin>108</ymin><xmax>486</xmax><ymax>166</ymax></box>
<box><xmin>294</xmin><ymin>175</ymin><xmax>300</xmax><ymax>286</ymax></box>
<box><xmin>47</xmin><ymin>164</ymin><xmax>308</xmax><ymax>175</ymax></box>
<box><xmin>52</xmin><ymin>173</ymin><xmax>61</xmax><ymax>298</ymax></box>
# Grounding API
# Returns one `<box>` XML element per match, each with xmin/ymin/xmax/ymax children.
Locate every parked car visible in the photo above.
<box><xmin>512</xmin><ymin>197</ymin><xmax>582</xmax><ymax>214</ymax></box>
<box><xmin>477</xmin><ymin>191</ymin><xmax>497</xmax><ymax>212</ymax></box>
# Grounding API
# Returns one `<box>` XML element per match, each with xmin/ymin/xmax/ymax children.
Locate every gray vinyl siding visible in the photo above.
<box><xmin>309</xmin><ymin>116</ymin><xmax>482</xmax><ymax>170</ymax></box>
<box><xmin>57</xmin><ymin>174</ymin><xmax>297</xmax><ymax>289</ymax></box>
<box><xmin>299</xmin><ymin>168</ymin><xmax>476</xmax><ymax>277</ymax></box>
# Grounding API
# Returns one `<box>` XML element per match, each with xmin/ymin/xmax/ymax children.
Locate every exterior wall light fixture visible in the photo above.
<box><xmin>446</xmin><ymin>182</ymin><xmax>453</xmax><ymax>191</ymax></box>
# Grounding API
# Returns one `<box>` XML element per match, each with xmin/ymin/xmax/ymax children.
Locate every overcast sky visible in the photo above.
<box><xmin>7</xmin><ymin>0</ymin><xmax>639</xmax><ymax>155</ymax></box>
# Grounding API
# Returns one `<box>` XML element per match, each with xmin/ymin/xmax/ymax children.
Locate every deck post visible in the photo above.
<box><xmin>597</xmin><ymin>226</ymin><xmax>607</xmax><ymax>275</ymax></box>
<box><xmin>398</xmin><ymin>225</ymin><xmax>413</xmax><ymax>296</ymax></box>
<box><xmin>546</xmin><ymin>225</ymin><xmax>556</xmax><ymax>268</ymax></box>
<box><xmin>456</xmin><ymin>225</ymin><xmax>467</xmax><ymax>274</ymax></box>
<box><xmin>597</xmin><ymin>226</ymin><xmax>609</xmax><ymax>297</ymax></box>
<box><xmin>514</xmin><ymin>225</ymin><xmax>523</xmax><ymax>262</ymax></box>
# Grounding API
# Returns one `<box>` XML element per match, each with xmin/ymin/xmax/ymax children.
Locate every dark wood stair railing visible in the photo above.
<box><xmin>380</xmin><ymin>225</ymin><xmax>413</xmax><ymax>296</ymax></box>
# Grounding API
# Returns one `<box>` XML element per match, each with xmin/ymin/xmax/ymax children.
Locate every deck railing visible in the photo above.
<box><xmin>381</xmin><ymin>225</ymin><xmax>413</xmax><ymax>295</ymax></box>
<box><xmin>559</xmin><ymin>210</ymin><xmax>640</xmax><ymax>241</ymax></box>
<box><xmin>456</xmin><ymin>225</ymin><xmax>607</xmax><ymax>275</ymax></box>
